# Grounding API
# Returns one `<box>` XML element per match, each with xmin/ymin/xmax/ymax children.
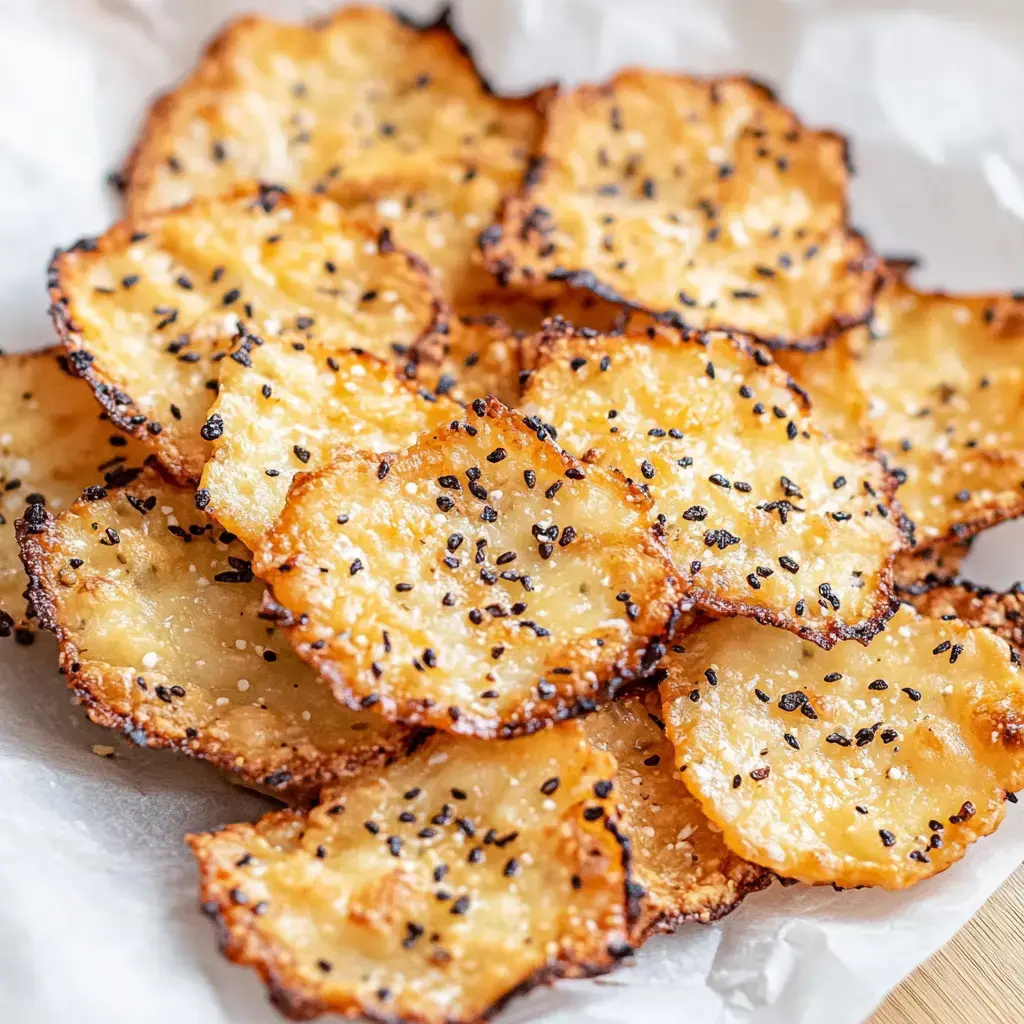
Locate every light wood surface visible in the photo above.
<box><xmin>871</xmin><ymin>863</ymin><xmax>1024</xmax><ymax>1024</ymax></box>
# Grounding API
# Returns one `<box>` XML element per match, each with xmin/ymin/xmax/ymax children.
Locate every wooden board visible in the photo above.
<box><xmin>871</xmin><ymin>864</ymin><xmax>1024</xmax><ymax>1023</ymax></box>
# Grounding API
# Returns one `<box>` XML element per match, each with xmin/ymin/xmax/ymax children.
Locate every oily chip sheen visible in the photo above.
<box><xmin>200</xmin><ymin>338</ymin><xmax>460</xmax><ymax>550</ymax></box>
<box><xmin>582</xmin><ymin>692</ymin><xmax>770</xmax><ymax>937</ymax></box>
<box><xmin>49</xmin><ymin>185</ymin><xmax>447</xmax><ymax>485</ymax></box>
<box><xmin>662</xmin><ymin>606</ymin><xmax>1024</xmax><ymax>889</ymax></box>
<box><xmin>486</xmin><ymin>71</ymin><xmax>876</xmax><ymax>349</ymax></box>
<box><xmin>0</xmin><ymin>348</ymin><xmax>147</xmax><ymax>639</ymax></box>
<box><xmin>188</xmin><ymin>723</ymin><xmax>634</xmax><ymax>1024</ymax></box>
<box><xmin>256</xmin><ymin>398</ymin><xmax>687</xmax><ymax>738</ymax></box>
<box><xmin>522</xmin><ymin>324</ymin><xmax>907</xmax><ymax>648</ymax></box>
<box><xmin>860</xmin><ymin>278</ymin><xmax>1024</xmax><ymax>548</ymax></box>
<box><xmin>124</xmin><ymin>7</ymin><xmax>544</xmax><ymax>217</ymax></box>
<box><xmin>18</xmin><ymin>469</ymin><xmax>409</xmax><ymax>797</ymax></box>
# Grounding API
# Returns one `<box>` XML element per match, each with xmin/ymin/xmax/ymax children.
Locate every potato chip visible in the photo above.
<box><xmin>0</xmin><ymin>348</ymin><xmax>147</xmax><ymax>640</ymax></box>
<box><xmin>419</xmin><ymin>316</ymin><xmax>523</xmax><ymax>408</ymax></box>
<box><xmin>906</xmin><ymin>582</ymin><xmax>1024</xmax><ymax>660</ymax></box>
<box><xmin>199</xmin><ymin>339</ymin><xmax>460</xmax><ymax>550</ymax></box>
<box><xmin>582</xmin><ymin>691</ymin><xmax>770</xmax><ymax>936</ymax></box>
<box><xmin>256</xmin><ymin>398</ymin><xmax>687</xmax><ymax>738</ymax></box>
<box><xmin>18</xmin><ymin>468</ymin><xmax>409</xmax><ymax>797</ymax></box>
<box><xmin>772</xmin><ymin>327</ymin><xmax>870</xmax><ymax>444</ymax></box>
<box><xmin>662</xmin><ymin>605</ymin><xmax>1024</xmax><ymax>889</ymax></box>
<box><xmin>860</xmin><ymin>278</ymin><xmax>1024</xmax><ymax>547</ymax></box>
<box><xmin>49</xmin><ymin>185</ymin><xmax>447</xmax><ymax>485</ymax></box>
<box><xmin>893</xmin><ymin>540</ymin><xmax>972</xmax><ymax>594</ymax></box>
<box><xmin>188</xmin><ymin>722</ymin><xmax>634</xmax><ymax>1023</ymax></box>
<box><xmin>485</xmin><ymin>72</ymin><xmax>876</xmax><ymax>349</ymax></box>
<box><xmin>521</xmin><ymin>323</ymin><xmax>907</xmax><ymax>648</ymax></box>
<box><xmin>124</xmin><ymin>7</ymin><xmax>545</xmax><ymax>217</ymax></box>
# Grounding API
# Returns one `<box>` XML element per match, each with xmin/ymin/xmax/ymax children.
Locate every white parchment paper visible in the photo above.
<box><xmin>2</xmin><ymin>1</ymin><xmax>1023</xmax><ymax>1021</ymax></box>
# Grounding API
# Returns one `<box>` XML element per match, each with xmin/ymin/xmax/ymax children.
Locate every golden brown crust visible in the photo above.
<box><xmin>124</xmin><ymin>7</ymin><xmax>547</xmax><ymax>218</ymax></box>
<box><xmin>484</xmin><ymin>71</ymin><xmax>878</xmax><ymax>350</ymax></box>
<box><xmin>582</xmin><ymin>692</ymin><xmax>771</xmax><ymax>939</ymax></box>
<box><xmin>256</xmin><ymin>398</ymin><xmax>690</xmax><ymax>738</ymax></box>
<box><xmin>521</xmin><ymin>321</ymin><xmax>909</xmax><ymax>649</ymax></box>
<box><xmin>48</xmin><ymin>184</ymin><xmax>450</xmax><ymax>485</ymax></box>
<box><xmin>893</xmin><ymin>540</ymin><xmax>973</xmax><ymax>595</ymax></box>
<box><xmin>188</xmin><ymin>724</ymin><xmax>636</xmax><ymax>1023</ymax></box>
<box><xmin>905</xmin><ymin>581</ymin><xmax>1024</xmax><ymax>660</ymax></box>
<box><xmin>661</xmin><ymin>606</ymin><xmax>1024</xmax><ymax>890</ymax></box>
<box><xmin>17</xmin><ymin>468</ymin><xmax>412</xmax><ymax>798</ymax></box>
<box><xmin>0</xmin><ymin>348</ymin><xmax>148</xmax><ymax>639</ymax></box>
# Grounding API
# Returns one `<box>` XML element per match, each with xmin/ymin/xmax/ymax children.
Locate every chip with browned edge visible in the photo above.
<box><xmin>662</xmin><ymin>605</ymin><xmax>1024</xmax><ymax>889</ymax></box>
<box><xmin>906</xmin><ymin>582</ymin><xmax>1024</xmax><ymax>661</ymax></box>
<box><xmin>1</xmin><ymin>348</ymin><xmax>147</xmax><ymax>640</ymax></box>
<box><xmin>522</xmin><ymin>323</ymin><xmax>907</xmax><ymax>648</ymax></box>
<box><xmin>486</xmin><ymin>71</ymin><xmax>876</xmax><ymax>350</ymax></box>
<box><xmin>188</xmin><ymin>722</ymin><xmax>634</xmax><ymax>1023</ymax></box>
<box><xmin>124</xmin><ymin>7</ymin><xmax>545</xmax><ymax>218</ymax></box>
<box><xmin>582</xmin><ymin>691</ymin><xmax>770</xmax><ymax>937</ymax></box>
<box><xmin>200</xmin><ymin>338</ymin><xmax>461</xmax><ymax>550</ymax></box>
<box><xmin>893</xmin><ymin>540</ymin><xmax>972</xmax><ymax>594</ymax></box>
<box><xmin>49</xmin><ymin>185</ymin><xmax>447</xmax><ymax>485</ymax></box>
<box><xmin>256</xmin><ymin>398</ymin><xmax>687</xmax><ymax>738</ymax></box>
<box><xmin>861</xmin><ymin>278</ymin><xmax>1024</xmax><ymax>548</ymax></box>
<box><xmin>17</xmin><ymin>468</ymin><xmax>409</xmax><ymax>798</ymax></box>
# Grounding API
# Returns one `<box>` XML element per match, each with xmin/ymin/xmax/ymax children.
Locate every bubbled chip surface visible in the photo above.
<box><xmin>188</xmin><ymin>723</ymin><xmax>634</xmax><ymax>1024</ymax></box>
<box><xmin>1</xmin><ymin>348</ymin><xmax>147</xmax><ymax>638</ymax></box>
<box><xmin>17</xmin><ymin>469</ymin><xmax>409</xmax><ymax>797</ymax></box>
<box><xmin>200</xmin><ymin>339</ymin><xmax>460</xmax><ymax>550</ymax></box>
<box><xmin>582</xmin><ymin>691</ymin><xmax>770</xmax><ymax>937</ymax></box>
<box><xmin>124</xmin><ymin>7</ymin><xmax>544</xmax><ymax>217</ymax></box>
<box><xmin>256</xmin><ymin>398</ymin><xmax>687</xmax><ymax>737</ymax></box>
<box><xmin>861</xmin><ymin>279</ymin><xmax>1024</xmax><ymax>548</ymax></box>
<box><xmin>662</xmin><ymin>606</ymin><xmax>1024</xmax><ymax>889</ymax></box>
<box><xmin>522</xmin><ymin>324</ymin><xmax>907</xmax><ymax>648</ymax></box>
<box><xmin>486</xmin><ymin>72</ymin><xmax>876</xmax><ymax>349</ymax></box>
<box><xmin>49</xmin><ymin>186</ymin><xmax>447</xmax><ymax>485</ymax></box>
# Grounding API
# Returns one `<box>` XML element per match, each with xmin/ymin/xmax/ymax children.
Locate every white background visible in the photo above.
<box><xmin>1</xmin><ymin>2</ymin><xmax>1023</xmax><ymax>1022</ymax></box>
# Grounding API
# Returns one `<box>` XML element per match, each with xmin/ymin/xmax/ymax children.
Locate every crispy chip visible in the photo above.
<box><xmin>906</xmin><ymin>582</ymin><xmax>1024</xmax><ymax>659</ymax></box>
<box><xmin>49</xmin><ymin>185</ymin><xmax>447</xmax><ymax>485</ymax></box>
<box><xmin>1</xmin><ymin>349</ymin><xmax>147</xmax><ymax>639</ymax></box>
<box><xmin>256</xmin><ymin>398</ymin><xmax>687</xmax><ymax>737</ymax></box>
<box><xmin>893</xmin><ymin>540</ymin><xmax>972</xmax><ymax>594</ymax></box>
<box><xmin>860</xmin><ymin>278</ymin><xmax>1024</xmax><ymax>547</ymax></box>
<box><xmin>124</xmin><ymin>7</ymin><xmax>544</xmax><ymax>217</ymax></box>
<box><xmin>200</xmin><ymin>339</ymin><xmax>461</xmax><ymax>550</ymax></box>
<box><xmin>426</xmin><ymin>316</ymin><xmax>524</xmax><ymax>407</ymax></box>
<box><xmin>188</xmin><ymin>722</ymin><xmax>634</xmax><ymax>1023</ymax></box>
<box><xmin>582</xmin><ymin>691</ymin><xmax>770</xmax><ymax>936</ymax></box>
<box><xmin>662</xmin><ymin>605</ymin><xmax>1024</xmax><ymax>889</ymax></box>
<box><xmin>521</xmin><ymin>323</ymin><xmax>907</xmax><ymax>647</ymax></box>
<box><xmin>17</xmin><ymin>468</ymin><xmax>409</xmax><ymax>796</ymax></box>
<box><xmin>485</xmin><ymin>72</ymin><xmax>876</xmax><ymax>349</ymax></box>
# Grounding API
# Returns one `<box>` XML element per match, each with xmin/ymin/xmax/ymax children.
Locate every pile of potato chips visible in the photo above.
<box><xmin>3</xmin><ymin>8</ymin><xmax>1024</xmax><ymax>1023</ymax></box>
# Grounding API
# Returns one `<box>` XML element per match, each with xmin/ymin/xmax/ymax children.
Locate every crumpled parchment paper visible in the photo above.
<box><xmin>1</xmin><ymin>2</ymin><xmax>1023</xmax><ymax>1022</ymax></box>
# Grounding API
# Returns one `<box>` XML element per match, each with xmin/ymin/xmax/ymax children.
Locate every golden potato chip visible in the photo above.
<box><xmin>188</xmin><ymin>722</ymin><xmax>634</xmax><ymax>1023</ymax></box>
<box><xmin>662</xmin><ymin>605</ymin><xmax>1024</xmax><ymax>889</ymax></box>
<box><xmin>582</xmin><ymin>691</ymin><xmax>770</xmax><ymax>936</ymax></box>
<box><xmin>772</xmin><ymin>326</ymin><xmax>870</xmax><ymax>444</ymax></box>
<box><xmin>485</xmin><ymin>71</ymin><xmax>876</xmax><ymax>349</ymax></box>
<box><xmin>860</xmin><ymin>278</ymin><xmax>1024</xmax><ymax>547</ymax></box>
<box><xmin>424</xmin><ymin>316</ymin><xmax>524</xmax><ymax>407</ymax></box>
<box><xmin>49</xmin><ymin>185</ymin><xmax>447</xmax><ymax>485</ymax></box>
<box><xmin>1</xmin><ymin>348</ymin><xmax>147</xmax><ymax>640</ymax></box>
<box><xmin>18</xmin><ymin>468</ymin><xmax>409</xmax><ymax>797</ymax></box>
<box><xmin>521</xmin><ymin>323</ymin><xmax>907</xmax><ymax>648</ymax></box>
<box><xmin>124</xmin><ymin>7</ymin><xmax>545</xmax><ymax>217</ymax></box>
<box><xmin>893</xmin><ymin>540</ymin><xmax>972</xmax><ymax>594</ymax></box>
<box><xmin>256</xmin><ymin>398</ymin><xmax>687</xmax><ymax>738</ymax></box>
<box><xmin>906</xmin><ymin>582</ymin><xmax>1024</xmax><ymax>660</ymax></box>
<box><xmin>199</xmin><ymin>338</ymin><xmax>460</xmax><ymax>550</ymax></box>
